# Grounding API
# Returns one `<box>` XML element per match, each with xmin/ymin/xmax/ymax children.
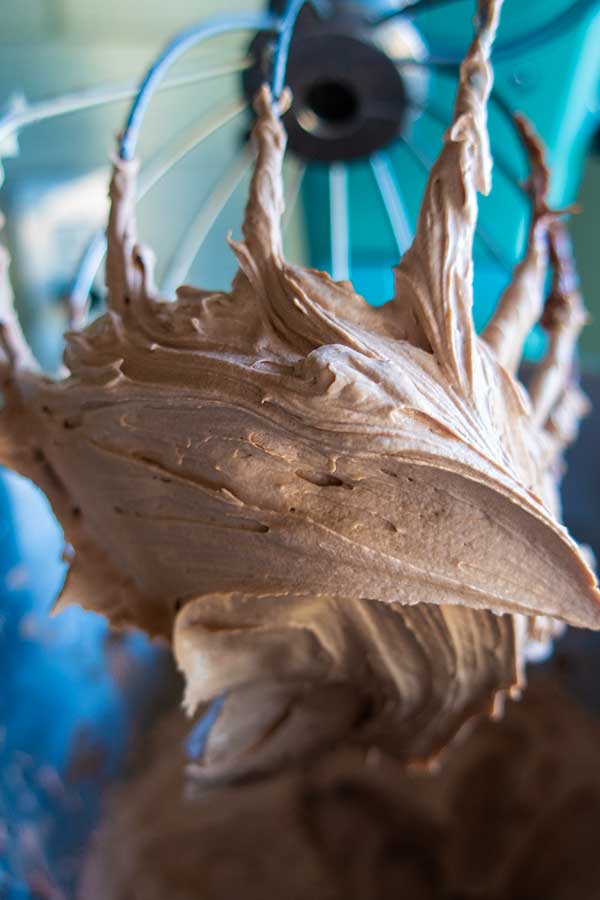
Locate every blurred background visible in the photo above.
<box><xmin>0</xmin><ymin>1</ymin><xmax>599</xmax><ymax>897</ymax></box>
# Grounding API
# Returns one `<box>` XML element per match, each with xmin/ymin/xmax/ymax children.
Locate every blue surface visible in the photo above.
<box><xmin>0</xmin><ymin>468</ymin><xmax>159</xmax><ymax>898</ymax></box>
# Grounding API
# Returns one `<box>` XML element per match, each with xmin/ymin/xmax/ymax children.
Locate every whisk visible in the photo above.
<box><xmin>1</xmin><ymin>0</ymin><xmax>598</xmax><ymax>347</ymax></box>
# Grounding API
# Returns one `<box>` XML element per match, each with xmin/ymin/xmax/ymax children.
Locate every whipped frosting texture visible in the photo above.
<box><xmin>0</xmin><ymin>0</ymin><xmax>597</xmax><ymax>771</ymax></box>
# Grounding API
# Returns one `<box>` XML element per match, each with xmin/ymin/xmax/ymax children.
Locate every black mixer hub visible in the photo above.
<box><xmin>243</xmin><ymin>2</ymin><xmax>428</xmax><ymax>162</ymax></box>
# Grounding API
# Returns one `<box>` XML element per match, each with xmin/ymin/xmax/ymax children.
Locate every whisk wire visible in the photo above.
<box><xmin>282</xmin><ymin>157</ymin><xmax>307</xmax><ymax>236</ymax></box>
<box><xmin>69</xmin><ymin>99</ymin><xmax>248</xmax><ymax>325</ymax></box>
<box><xmin>161</xmin><ymin>145</ymin><xmax>255</xmax><ymax>298</ymax></box>
<box><xmin>0</xmin><ymin>62</ymin><xmax>249</xmax><ymax>158</ymax></box>
<box><xmin>329</xmin><ymin>161</ymin><xmax>350</xmax><ymax>282</ymax></box>
<box><xmin>119</xmin><ymin>12</ymin><xmax>277</xmax><ymax>161</ymax></box>
<box><xmin>370</xmin><ymin>150</ymin><xmax>413</xmax><ymax>258</ymax></box>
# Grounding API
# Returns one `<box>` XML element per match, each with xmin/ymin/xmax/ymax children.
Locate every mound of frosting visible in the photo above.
<box><xmin>79</xmin><ymin>676</ymin><xmax>600</xmax><ymax>900</ymax></box>
<box><xmin>0</xmin><ymin>0</ymin><xmax>598</xmax><ymax>772</ymax></box>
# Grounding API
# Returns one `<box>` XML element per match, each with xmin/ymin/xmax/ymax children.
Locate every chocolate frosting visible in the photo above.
<box><xmin>80</xmin><ymin>677</ymin><xmax>600</xmax><ymax>900</ymax></box>
<box><xmin>0</xmin><ymin>0</ymin><xmax>598</xmax><ymax>773</ymax></box>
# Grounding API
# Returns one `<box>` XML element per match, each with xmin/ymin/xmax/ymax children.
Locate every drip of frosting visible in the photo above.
<box><xmin>176</xmin><ymin>595</ymin><xmax>516</xmax><ymax>775</ymax></box>
<box><xmin>0</xmin><ymin>0</ymin><xmax>598</xmax><ymax>773</ymax></box>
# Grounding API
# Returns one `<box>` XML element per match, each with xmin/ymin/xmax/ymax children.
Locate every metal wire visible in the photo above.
<box><xmin>69</xmin><ymin>149</ymin><xmax>306</xmax><ymax>329</ymax></box>
<box><xmin>139</xmin><ymin>100</ymin><xmax>247</xmax><ymax>198</ymax></box>
<box><xmin>69</xmin><ymin>99</ymin><xmax>247</xmax><ymax>325</ymax></box>
<box><xmin>69</xmin><ymin>234</ymin><xmax>107</xmax><ymax>330</ymax></box>
<box><xmin>161</xmin><ymin>145</ymin><xmax>255</xmax><ymax>298</ymax></box>
<box><xmin>0</xmin><ymin>61</ymin><xmax>249</xmax><ymax>155</ymax></box>
<box><xmin>271</xmin><ymin>0</ymin><xmax>330</xmax><ymax>100</ymax></box>
<box><xmin>119</xmin><ymin>12</ymin><xmax>277</xmax><ymax>161</ymax></box>
<box><xmin>282</xmin><ymin>156</ymin><xmax>307</xmax><ymax>234</ymax></box>
<box><xmin>370</xmin><ymin>150</ymin><xmax>412</xmax><ymax>257</ymax></box>
<box><xmin>329</xmin><ymin>162</ymin><xmax>350</xmax><ymax>281</ymax></box>
<box><xmin>394</xmin><ymin>56</ymin><xmax>462</xmax><ymax>68</ymax></box>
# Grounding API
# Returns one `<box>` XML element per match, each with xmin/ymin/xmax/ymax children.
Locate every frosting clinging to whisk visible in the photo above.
<box><xmin>0</xmin><ymin>0</ymin><xmax>597</xmax><ymax>774</ymax></box>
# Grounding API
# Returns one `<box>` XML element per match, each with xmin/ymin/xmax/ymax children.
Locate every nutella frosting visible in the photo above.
<box><xmin>1</xmin><ymin>0</ymin><xmax>598</xmax><ymax>771</ymax></box>
<box><xmin>80</xmin><ymin>676</ymin><xmax>600</xmax><ymax>900</ymax></box>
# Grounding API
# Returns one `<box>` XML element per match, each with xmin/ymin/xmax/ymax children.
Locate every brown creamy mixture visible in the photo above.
<box><xmin>0</xmin><ymin>0</ymin><xmax>598</xmax><ymax>853</ymax></box>
<box><xmin>79</xmin><ymin>675</ymin><xmax>600</xmax><ymax>900</ymax></box>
